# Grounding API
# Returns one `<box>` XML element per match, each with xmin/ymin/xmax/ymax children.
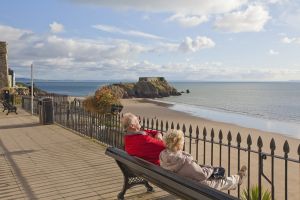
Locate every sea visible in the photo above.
<box><xmin>34</xmin><ymin>81</ymin><xmax>300</xmax><ymax>139</ymax></box>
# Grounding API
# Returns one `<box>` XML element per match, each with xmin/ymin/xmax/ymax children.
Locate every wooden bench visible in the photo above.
<box><xmin>2</xmin><ymin>101</ymin><xmax>18</xmax><ymax>115</ymax></box>
<box><xmin>105</xmin><ymin>147</ymin><xmax>238</xmax><ymax>200</ymax></box>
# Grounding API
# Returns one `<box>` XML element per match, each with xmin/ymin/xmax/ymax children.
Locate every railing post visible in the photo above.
<box><xmin>203</xmin><ymin>127</ymin><xmax>207</xmax><ymax>165</ymax></box>
<box><xmin>283</xmin><ymin>141</ymin><xmax>290</xmax><ymax>200</ymax></box>
<box><xmin>270</xmin><ymin>138</ymin><xmax>276</xmax><ymax>200</ymax></box>
<box><xmin>59</xmin><ymin>102</ymin><xmax>62</xmax><ymax>124</ymax></box>
<box><xmin>227</xmin><ymin>131</ymin><xmax>232</xmax><ymax>195</ymax></box>
<box><xmin>165</xmin><ymin>121</ymin><xmax>169</xmax><ymax>131</ymax></box>
<box><xmin>257</xmin><ymin>136</ymin><xmax>263</xmax><ymax>200</ymax></box>
<box><xmin>189</xmin><ymin>125</ymin><xmax>192</xmax><ymax>154</ymax></box>
<box><xmin>218</xmin><ymin>130</ymin><xmax>223</xmax><ymax>167</ymax></box>
<box><xmin>196</xmin><ymin>126</ymin><xmax>199</xmax><ymax>162</ymax></box>
<box><xmin>66</xmin><ymin>102</ymin><xmax>70</xmax><ymax>128</ymax></box>
<box><xmin>182</xmin><ymin>124</ymin><xmax>186</xmax><ymax>151</ymax></box>
<box><xmin>89</xmin><ymin>112</ymin><xmax>93</xmax><ymax>138</ymax></box>
<box><xmin>236</xmin><ymin>133</ymin><xmax>241</xmax><ymax>199</ymax></box>
<box><xmin>211</xmin><ymin>128</ymin><xmax>214</xmax><ymax>166</ymax></box>
<box><xmin>151</xmin><ymin>118</ymin><xmax>154</xmax><ymax>130</ymax></box>
<box><xmin>247</xmin><ymin>134</ymin><xmax>252</xmax><ymax>200</ymax></box>
<box><xmin>146</xmin><ymin>118</ymin><xmax>149</xmax><ymax>129</ymax></box>
<box><xmin>142</xmin><ymin>117</ymin><xmax>145</xmax><ymax>130</ymax></box>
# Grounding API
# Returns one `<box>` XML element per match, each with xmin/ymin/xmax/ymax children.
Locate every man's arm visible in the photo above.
<box><xmin>145</xmin><ymin>129</ymin><xmax>163</xmax><ymax>140</ymax></box>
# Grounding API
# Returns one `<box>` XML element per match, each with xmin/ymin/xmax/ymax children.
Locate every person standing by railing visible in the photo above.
<box><xmin>122</xmin><ymin>112</ymin><xmax>165</xmax><ymax>165</ymax></box>
<box><xmin>160</xmin><ymin>129</ymin><xmax>247</xmax><ymax>191</ymax></box>
<box><xmin>3</xmin><ymin>90</ymin><xmax>10</xmax><ymax>103</ymax></box>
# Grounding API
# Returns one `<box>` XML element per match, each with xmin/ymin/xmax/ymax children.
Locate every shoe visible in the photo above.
<box><xmin>238</xmin><ymin>165</ymin><xmax>247</xmax><ymax>185</ymax></box>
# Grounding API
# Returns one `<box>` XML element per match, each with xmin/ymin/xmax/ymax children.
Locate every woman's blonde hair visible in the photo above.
<box><xmin>163</xmin><ymin>129</ymin><xmax>184</xmax><ymax>152</ymax></box>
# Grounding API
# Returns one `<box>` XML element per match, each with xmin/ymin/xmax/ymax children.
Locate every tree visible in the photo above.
<box><xmin>83</xmin><ymin>86</ymin><xmax>122</xmax><ymax>114</ymax></box>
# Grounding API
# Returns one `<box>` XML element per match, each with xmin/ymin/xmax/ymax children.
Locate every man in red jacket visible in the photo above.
<box><xmin>122</xmin><ymin>113</ymin><xmax>165</xmax><ymax>165</ymax></box>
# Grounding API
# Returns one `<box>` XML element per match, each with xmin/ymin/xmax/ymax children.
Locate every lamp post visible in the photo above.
<box><xmin>31</xmin><ymin>63</ymin><xmax>33</xmax><ymax>115</ymax></box>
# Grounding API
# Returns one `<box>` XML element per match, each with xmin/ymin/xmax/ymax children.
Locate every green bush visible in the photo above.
<box><xmin>241</xmin><ymin>185</ymin><xmax>271</xmax><ymax>200</ymax></box>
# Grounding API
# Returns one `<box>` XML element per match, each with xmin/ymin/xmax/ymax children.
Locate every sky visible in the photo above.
<box><xmin>1</xmin><ymin>0</ymin><xmax>300</xmax><ymax>81</ymax></box>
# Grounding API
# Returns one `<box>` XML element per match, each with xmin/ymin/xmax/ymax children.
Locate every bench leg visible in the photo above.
<box><xmin>118</xmin><ymin>177</ymin><xmax>129</xmax><ymax>200</ymax></box>
<box><xmin>118</xmin><ymin>191</ymin><xmax>125</xmax><ymax>200</ymax></box>
<box><xmin>144</xmin><ymin>181</ymin><xmax>154</xmax><ymax>192</ymax></box>
<box><xmin>116</xmin><ymin>161</ymin><xmax>154</xmax><ymax>199</ymax></box>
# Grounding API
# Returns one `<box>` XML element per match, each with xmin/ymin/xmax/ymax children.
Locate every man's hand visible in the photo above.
<box><xmin>155</xmin><ymin>133</ymin><xmax>163</xmax><ymax>140</ymax></box>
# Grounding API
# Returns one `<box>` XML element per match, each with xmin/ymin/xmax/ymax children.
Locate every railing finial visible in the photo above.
<box><xmin>247</xmin><ymin>134</ymin><xmax>252</xmax><ymax>146</ymax></box>
<box><xmin>182</xmin><ymin>124</ymin><xmax>186</xmax><ymax>133</ymax></box>
<box><xmin>227</xmin><ymin>131</ymin><xmax>232</xmax><ymax>142</ymax></box>
<box><xmin>176</xmin><ymin>123</ymin><xmax>180</xmax><ymax>130</ymax></box>
<box><xmin>236</xmin><ymin>132</ymin><xmax>241</xmax><ymax>144</ymax></box>
<box><xmin>211</xmin><ymin>128</ymin><xmax>215</xmax><ymax>139</ymax></box>
<box><xmin>189</xmin><ymin>125</ymin><xmax>192</xmax><ymax>134</ymax></box>
<box><xmin>257</xmin><ymin>136</ymin><xmax>263</xmax><ymax>148</ymax></box>
<box><xmin>196</xmin><ymin>126</ymin><xmax>199</xmax><ymax>136</ymax></box>
<box><xmin>270</xmin><ymin>138</ymin><xmax>276</xmax><ymax>151</ymax></box>
<box><xmin>218</xmin><ymin>130</ymin><xmax>223</xmax><ymax>141</ymax></box>
<box><xmin>203</xmin><ymin>127</ymin><xmax>207</xmax><ymax>137</ymax></box>
<box><xmin>283</xmin><ymin>140</ymin><xmax>290</xmax><ymax>154</ymax></box>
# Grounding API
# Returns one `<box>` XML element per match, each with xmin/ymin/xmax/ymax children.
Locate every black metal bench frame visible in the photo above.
<box><xmin>2</xmin><ymin>101</ymin><xmax>18</xmax><ymax>115</ymax></box>
<box><xmin>105</xmin><ymin>147</ymin><xmax>238</xmax><ymax>200</ymax></box>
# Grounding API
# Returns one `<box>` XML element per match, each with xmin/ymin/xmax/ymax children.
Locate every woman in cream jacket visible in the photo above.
<box><xmin>159</xmin><ymin>129</ymin><xmax>247</xmax><ymax>191</ymax></box>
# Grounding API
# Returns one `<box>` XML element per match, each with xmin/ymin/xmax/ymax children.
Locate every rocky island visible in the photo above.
<box><xmin>106</xmin><ymin>77</ymin><xmax>181</xmax><ymax>98</ymax></box>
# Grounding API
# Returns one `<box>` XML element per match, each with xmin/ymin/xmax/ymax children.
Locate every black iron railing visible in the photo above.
<box><xmin>22</xmin><ymin>95</ymin><xmax>300</xmax><ymax>200</ymax></box>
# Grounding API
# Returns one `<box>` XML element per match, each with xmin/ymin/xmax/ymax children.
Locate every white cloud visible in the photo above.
<box><xmin>49</xmin><ymin>22</ymin><xmax>64</xmax><ymax>33</ymax></box>
<box><xmin>0</xmin><ymin>24</ymin><xmax>151</xmax><ymax>78</ymax></box>
<box><xmin>72</xmin><ymin>0</ymin><xmax>247</xmax><ymax>15</ymax></box>
<box><xmin>269</xmin><ymin>49</ymin><xmax>279</xmax><ymax>55</ymax></box>
<box><xmin>214</xmin><ymin>4</ymin><xmax>271</xmax><ymax>32</ymax></box>
<box><xmin>92</xmin><ymin>24</ymin><xmax>163</xmax><ymax>40</ymax></box>
<box><xmin>0</xmin><ymin>24</ymin><xmax>32</xmax><ymax>41</ymax></box>
<box><xmin>179</xmin><ymin>36</ymin><xmax>215</xmax><ymax>52</ymax></box>
<box><xmin>3</xmin><ymin>24</ymin><xmax>299</xmax><ymax>81</ymax></box>
<box><xmin>166</xmin><ymin>13</ymin><xmax>208</xmax><ymax>27</ymax></box>
<box><xmin>281</xmin><ymin>36</ymin><xmax>300</xmax><ymax>44</ymax></box>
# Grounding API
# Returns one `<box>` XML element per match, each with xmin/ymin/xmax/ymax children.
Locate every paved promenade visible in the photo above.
<box><xmin>0</xmin><ymin>108</ymin><xmax>176</xmax><ymax>200</ymax></box>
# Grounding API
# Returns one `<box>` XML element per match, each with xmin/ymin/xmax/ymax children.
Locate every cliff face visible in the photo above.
<box><xmin>107</xmin><ymin>77</ymin><xmax>181</xmax><ymax>98</ymax></box>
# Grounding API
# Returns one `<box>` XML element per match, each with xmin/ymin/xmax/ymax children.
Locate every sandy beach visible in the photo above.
<box><xmin>121</xmin><ymin>98</ymin><xmax>300</xmax><ymax>200</ymax></box>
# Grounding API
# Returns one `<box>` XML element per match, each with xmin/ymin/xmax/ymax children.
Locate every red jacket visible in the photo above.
<box><xmin>124</xmin><ymin>130</ymin><xmax>165</xmax><ymax>165</ymax></box>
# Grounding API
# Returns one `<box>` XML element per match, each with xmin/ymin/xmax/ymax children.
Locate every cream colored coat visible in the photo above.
<box><xmin>159</xmin><ymin>149</ymin><xmax>240</xmax><ymax>190</ymax></box>
<box><xmin>159</xmin><ymin>149</ymin><xmax>214</xmax><ymax>182</ymax></box>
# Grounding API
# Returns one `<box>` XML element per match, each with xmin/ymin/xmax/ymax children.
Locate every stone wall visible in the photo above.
<box><xmin>0</xmin><ymin>41</ymin><xmax>9</xmax><ymax>89</ymax></box>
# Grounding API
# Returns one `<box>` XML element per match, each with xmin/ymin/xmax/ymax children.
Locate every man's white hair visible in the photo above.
<box><xmin>122</xmin><ymin>112</ymin><xmax>137</xmax><ymax>129</ymax></box>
